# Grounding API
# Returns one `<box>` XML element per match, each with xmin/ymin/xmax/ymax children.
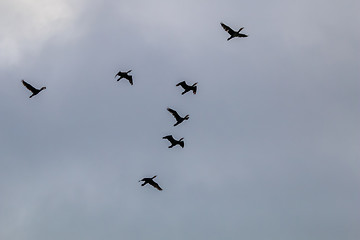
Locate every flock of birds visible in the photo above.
<box><xmin>21</xmin><ymin>22</ymin><xmax>248</xmax><ymax>191</ymax></box>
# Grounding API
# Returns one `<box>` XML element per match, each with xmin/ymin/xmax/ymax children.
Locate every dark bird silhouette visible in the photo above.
<box><xmin>163</xmin><ymin>135</ymin><xmax>184</xmax><ymax>148</ymax></box>
<box><xmin>115</xmin><ymin>70</ymin><xmax>133</xmax><ymax>85</ymax></box>
<box><xmin>220</xmin><ymin>22</ymin><xmax>248</xmax><ymax>41</ymax></box>
<box><xmin>139</xmin><ymin>175</ymin><xmax>162</xmax><ymax>191</ymax></box>
<box><xmin>176</xmin><ymin>81</ymin><xmax>198</xmax><ymax>95</ymax></box>
<box><xmin>21</xmin><ymin>80</ymin><xmax>46</xmax><ymax>98</ymax></box>
<box><xmin>167</xmin><ymin>107</ymin><xmax>189</xmax><ymax>126</ymax></box>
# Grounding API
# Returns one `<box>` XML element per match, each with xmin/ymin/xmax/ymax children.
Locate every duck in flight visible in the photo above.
<box><xmin>176</xmin><ymin>81</ymin><xmax>198</xmax><ymax>95</ymax></box>
<box><xmin>21</xmin><ymin>80</ymin><xmax>46</xmax><ymax>98</ymax></box>
<box><xmin>220</xmin><ymin>22</ymin><xmax>248</xmax><ymax>41</ymax></box>
<box><xmin>139</xmin><ymin>176</ymin><xmax>162</xmax><ymax>191</ymax></box>
<box><xmin>162</xmin><ymin>135</ymin><xmax>184</xmax><ymax>148</ymax></box>
<box><xmin>167</xmin><ymin>107</ymin><xmax>189</xmax><ymax>126</ymax></box>
<box><xmin>115</xmin><ymin>70</ymin><xmax>133</xmax><ymax>85</ymax></box>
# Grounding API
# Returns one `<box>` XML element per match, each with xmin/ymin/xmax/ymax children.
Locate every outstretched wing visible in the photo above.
<box><xmin>127</xmin><ymin>76</ymin><xmax>133</xmax><ymax>85</ymax></box>
<box><xmin>176</xmin><ymin>81</ymin><xmax>188</xmax><ymax>89</ymax></box>
<box><xmin>149</xmin><ymin>180</ymin><xmax>162</xmax><ymax>191</ymax></box>
<box><xmin>221</xmin><ymin>22</ymin><xmax>235</xmax><ymax>35</ymax></box>
<box><xmin>167</xmin><ymin>108</ymin><xmax>181</xmax><ymax>121</ymax></box>
<box><xmin>22</xmin><ymin>80</ymin><xmax>37</xmax><ymax>93</ymax></box>
<box><xmin>163</xmin><ymin>135</ymin><xmax>175</xmax><ymax>143</ymax></box>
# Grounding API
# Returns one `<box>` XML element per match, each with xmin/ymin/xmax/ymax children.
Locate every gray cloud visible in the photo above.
<box><xmin>0</xmin><ymin>0</ymin><xmax>359</xmax><ymax>239</ymax></box>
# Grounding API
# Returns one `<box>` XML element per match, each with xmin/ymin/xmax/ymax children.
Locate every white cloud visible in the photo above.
<box><xmin>0</xmin><ymin>0</ymin><xmax>82</xmax><ymax>67</ymax></box>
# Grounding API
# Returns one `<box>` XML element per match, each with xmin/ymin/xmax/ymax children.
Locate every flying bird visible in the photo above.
<box><xmin>162</xmin><ymin>135</ymin><xmax>184</xmax><ymax>148</ymax></box>
<box><xmin>115</xmin><ymin>70</ymin><xmax>133</xmax><ymax>85</ymax></box>
<box><xmin>21</xmin><ymin>80</ymin><xmax>46</xmax><ymax>98</ymax></box>
<box><xmin>167</xmin><ymin>107</ymin><xmax>189</xmax><ymax>126</ymax></box>
<box><xmin>176</xmin><ymin>81</ymin><xmax>198</xmax><ymax>95</ymax></box>
<box><xmin>139</xmin><ymin>176</ymin><xmax>162</xmax><ymax>191</ymax></box>
<box><xmin>220</xmin><ymin>22</ymin><xmax>248</xmax><ymax>41</ymax></box>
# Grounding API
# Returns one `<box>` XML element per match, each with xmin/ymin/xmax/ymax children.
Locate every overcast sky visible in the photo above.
<box><xmin>0</xmin><ymin>0</ymin><xmax>359</xmax><ymax>239</ymax></box>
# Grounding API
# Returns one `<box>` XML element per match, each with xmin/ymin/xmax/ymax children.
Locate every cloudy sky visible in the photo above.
<box><xmin>0</xmin><ymin>0</ymin><xmax>359</xmax><ymax>239</ymax></box>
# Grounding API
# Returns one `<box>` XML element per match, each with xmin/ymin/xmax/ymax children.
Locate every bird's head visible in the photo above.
<box><xmin>41</xmin><ymin>87</ymin><xmax>46</xmax><ymax>91</ymax></box>
<box><xmin>179</xmin><ymin>138</ymin><xmax>184</xmax><ymax>141</ymax></box>
<box><xmin>184</xmin><ymin>115</ymin><xmax>190</xmax><ymax>120</ymax></box>
<box><xmin>152</xmin><ymin>175</ymin><xmax>157</xmax><ymax>179</ymax></box>
<box><xmin>192</xmin><ymin>82</ymin><xmax>198</xmax><ymax>86</ymax></box>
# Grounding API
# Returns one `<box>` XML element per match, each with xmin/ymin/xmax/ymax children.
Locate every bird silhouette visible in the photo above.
<box><xmin>163</xmin><ymin>135</ymin><xmax>184</xmax><ymax>148</ymax></box>
<box><xmin>139</xmin><ymin>176</ymin><xmax>162</xmax><ymax>191</ymax></box>
<box><xmin>221</xmin><ymin>22</ymin><xmax>248</xmax><ymax>41</ymax></box>
<box><xmin>167</xmin><ymin>108</ymin><xmax>189</xmax><ymax>126</ymax></box>
<box><xmin>115</xmin><ymin>70</ymin><xmax>133</xmax><ymax>85</ymax></box>
<box><xmin>21</xmin><ymin>80</ymin><xmax>46</xmax><ymax>98</ymax></box>
<box><xmin>176</xmin><ymin>81</ymin><xmax>198</xmax><ymax>95</ymax></box>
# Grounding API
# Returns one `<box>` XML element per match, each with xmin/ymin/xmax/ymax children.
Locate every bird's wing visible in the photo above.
<box><xmin>163</xmin><ymin>135</ymin><xmax>175</xmax><ymax>142</ymax></box>
<box><xmin>167</xmin><ymin>108</ymin><xmax>181</xmax><ymax>121</ymax></box>
<box><xmin>221</xmin><ymin>23</ymin><xmax>235</xmax><ymax>35</ymax></box>
<box><xmin>128</xmin><ymin>76</ymin><xmax>133</xmax><ymax>85</ymax></box>
<box><xmin>22</xmin><ymin>80</ymin><xmax>37</xmax><ymax>93</ymax></box>
<box><xmin>176</xmin><ymin>81</ymin><xmax>187</xmax><ymax>88</ymax></box>
<box><xmin>150</xmin><ymin>181</ymin><xmax>162</xmax><ymax>191</ymax></box>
